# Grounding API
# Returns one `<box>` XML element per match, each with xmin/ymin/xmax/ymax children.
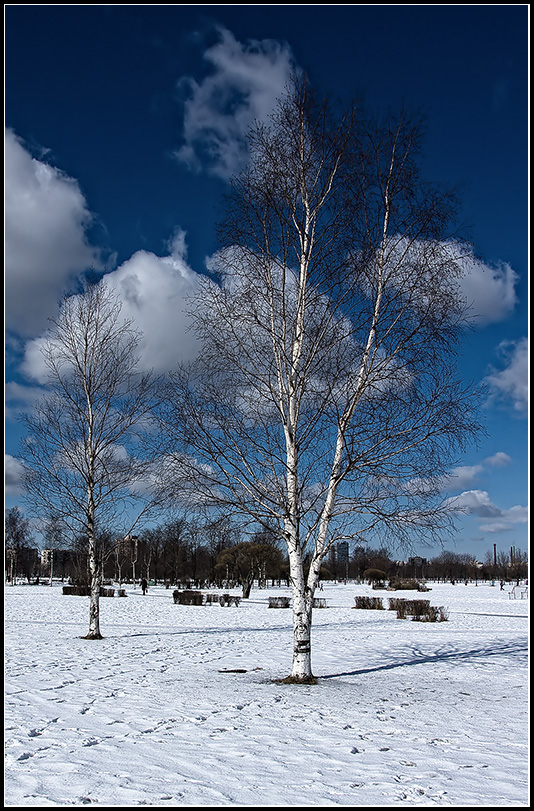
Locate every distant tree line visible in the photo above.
<box><xmin>5</xmin><ymin>505</ymin><xmax>527</xmax><ymax>587</ymax></box>
<box><xmin>340</xmin><ymin>544</ymin><xmax>528</xmax><ymax>583</ymax></box>
<box><xmin>4</xmin><ymin>508</ymin><xmax>289</xmax><ymax>590</ymax></box>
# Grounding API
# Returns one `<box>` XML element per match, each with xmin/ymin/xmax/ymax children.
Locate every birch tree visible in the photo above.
<box><xmin>162</xmin><ymin>80</ymin><xmax>482</xmax><ymax>681</ymax></box>
<box><xmin>21</xmin><ymin>281</ymin><xmax>160</xmax><ymax>638</ymax></box>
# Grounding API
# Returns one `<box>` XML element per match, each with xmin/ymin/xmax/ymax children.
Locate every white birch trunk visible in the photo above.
<box><xmin>87</xmin><ymin>544</ymin><xmax>101</xmax><ymax>639</ymax></box>
<box><xmin>284</xmin><ymin>196</ymin><xmax>320</xmax><ymax>681</ymax></box>
<box><xmin>287</xmin><ymin>541</ymin><xmax>315</xmax><ymax>682</ymax></box>
<box><xmin>85</xmin><ymin>497</ymin><xmax>102</xmax><ymax>639</ymax></box>
<box><xmin>84</xmin><ymin>421</ymin><xmax>102</xmax><ymax>638</ymax></box>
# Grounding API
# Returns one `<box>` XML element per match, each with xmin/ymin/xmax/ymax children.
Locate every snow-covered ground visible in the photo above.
<box><xmin>4</xmin><ymin>580</ymin><xmax>529</xmax><ymax>807</ymax></box>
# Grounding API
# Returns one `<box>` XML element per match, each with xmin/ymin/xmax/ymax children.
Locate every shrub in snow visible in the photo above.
<box><xmin>269</xmin><ymin>596</ymin><xmax>291</xmax><ymax>608</ymax></box>
<box><xmin>391</xmin><ymin>598</ymin><xmax>430</xmax><ymax>618</ymax></box>
<box><xmin>62</xmin><ymin>585</ymin><xmax>115</xmax><ymax>597</ymax></box>
<box><xmin>414</xmin><ymin>605</ymin><xmax>449</xmax><ymax>622</ymax></box>
<box><xmin>173</xmin><ymin>590</ymin><xmax>204</xmax><ymax>605</ymax></box>
<box><xmin>390</xmin><ymin>597</ymin><xmax>447</xmax><ymax>621</ymax></box>
<box><xmin>406</xmin><ymin>599</ymin><xmax>431</xmax><ymax>619</ymax></box>
<box><xmin>219</xmin><ymin>594</ymin><xmax>241</xmax><ymax>606</ymax></box>
<box><xmin>353</xmin><ymin>596</ymin><xmax>384</xmax><ymax>610</ymax></box>
<box><xmin>389</xmin><ymin>579</ymin><xmax>430</xmax><ymax>592</ymax></box>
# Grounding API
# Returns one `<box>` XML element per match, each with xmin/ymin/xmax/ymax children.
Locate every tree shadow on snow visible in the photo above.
<box><xmin>320</xmin><ymin>639</ymin><xmax>528</xmax><ymax>679</ymax></box>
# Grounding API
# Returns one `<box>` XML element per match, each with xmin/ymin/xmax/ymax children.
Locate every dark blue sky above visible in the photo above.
<box><xmin>5</xmin><ymin>5</ymin><xmax>529</xmax><ymax>558</ymax></box>
<box><xmin>6</xmin><ymin>5</ymin><xmax>528</xmax><ymax>271</ymax></box>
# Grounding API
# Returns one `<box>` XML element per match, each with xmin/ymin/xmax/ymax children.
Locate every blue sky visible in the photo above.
<box><xmin>5</xmin><ymin>5</ymin><xmax>528</xmax><ymax>562</ymax></box>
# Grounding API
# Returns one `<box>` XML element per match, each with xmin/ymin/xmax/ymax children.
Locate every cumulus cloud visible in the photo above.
<box><xmin>369</xmin><ymin>238</ymin><xmax>518</xmax><ymax>328</ymax></box>
<box><xmin>446</xmin><ymin>489</ymin><xmax>528</xmax><ymax>533</ymax></box>
<box><xmin>5</xmin><ymin>454</ymin><xmax>26</xmax><ymax>497</ymax></box>
<box><xmin>4</xmin><ymin>381</ymin><xmax>46</xmax><ymax>421</ymax></box>
<box><xmin>5</xmin><ymin>129</ymin><xmax>101</xmax><ymax>338</ymax></box>
<box><xmin>444</xmin><ymin>452</ymin><xmax>513</xmax><ymax>491</ymax></box>
<box><xmin>398</xmin><ymin>240</ymin><xmax>518</xmax><ymax>326</ymax></box>
<box><xmin>21</xmin><ymin>230</ymin><xmax>201</xmax><ymax>382</ymax></box>
<box><xmin>479</xmin><ymin>506</ymin><xmax>529</xmax><ymax>533</ymax></box>
<box><xmin>484</xmin><ymin>451</ymin><xmax>513</xmax><ymax>467</ymax></box>
<box><xmin>484</xmin><ymin>337</ymin><xmax>528</xmax><ymax>414</ymax></box>
<box><xmin>175</xmin><ymin>27</ymin><xmax>296</xmax><ymax>179</ymax></box>
<box><xmin>407</xmin><ymin>451</ymin><xmax>513</xmax><ymax>499</ymax></box>
<box><xmin>446</xmin><ymin>489</ymin><xmax>502</xmax><ymax>518</ymax></box>
<box><xmin>104</xmin><ymin>231</ymin><xmax>201</xmax><ymax>373</ymax></box>
<box><xmin>455</xmin><ymin>244</ymin><xmax>518</xmax><ymax>325</ymax></box>
<box><xmin>439</xmin><ymin>464</ymin><xmax>484</xmax><ymax>492</ymax></box>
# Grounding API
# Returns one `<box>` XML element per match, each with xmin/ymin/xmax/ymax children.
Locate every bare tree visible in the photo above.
<box><xmin>216</xmin><ymin>539</ymin><xmax>284</xmax><ymax>597</ymax></box>
<box><xmin>21</xmin><ymin>281</ymin><xmax>160</xmax><ymax>638</ymax></box>
<box><xmin>200</xmin><ymin>514</ymin><xmax>238</xmax><ymax>583</ymax></box>
<box><xmin>5</xmin><ymin>506</ymin><xmax>34</xmax><ymax>585</ymax></box>
<box><xmin>42</xmin><ymin>512</ymin><xmax>66</xmax><ymax>585</ymax></box>
<box><xmin>161</xmin><ymin>79</ymin><xmax>482</xmax><ymax>681</ymax></box>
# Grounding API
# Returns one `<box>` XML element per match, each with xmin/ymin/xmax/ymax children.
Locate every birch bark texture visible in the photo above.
<box><xmin>163</xmin><ymin>80</ymin><xmax>482</xmax><ymax>681</ymax></box>
<box><xmin>21</xmin><ymin>282</ymin><xmax>159</xmax><ymax>639</ymax></box>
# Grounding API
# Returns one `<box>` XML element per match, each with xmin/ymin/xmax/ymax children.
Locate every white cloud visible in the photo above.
<box><xmin>415</xmin><ymin>452</ymin><xmax>512</xmax><ymax>496</ymax></box>
<box><xmin>22</xmin><ymin>232</ymin><xmax>201</xmax><ymax>382</ymax></box>
<box><xmin>5</xmin><ymin>129</ymin><xmax>101</xmax><ymax>338</ymax></box>
<box><xmin>175</xmin><ymin>27</ymin><xmax>296</xmax><ymax>179</ymax></box>
<box><xmin>484</xmin><ymin>451</ymin><xmax>512</xmax><ymax>467</ymax></box>
<box><xmin>376</xmin><ymin>238</ymin><xmax>518</xmax><ymax>327</ymax></box>
<box><xmin>446</xmin><ymin>489</ymin><xmax>501</xmax><ymax>518</ymax></box>
<box><xmin>455</xmin><ymin>245</ymin><xmax>518</xmax><ymax>325</ymax></box>
<box><xmin>479</xmin><ymin>503</ymin><xmax>529</xmax><ymax>533</ymax></box>
<box><xmin>440</xmin><ymin>464</ymin><xmax>484</xmax><ymax>492</ymax></box>
<box><xmin>446</xmin><ymin>489</ymin><xmax>528</xmax><ymax>533</ymax></box>
<box><xmin>5</xmin><ymin>454</ymin><xmax>26</xmax><ymax>496</ymax></box>
<box><xmin>4</xmin><ymin>381</ymin><xmax>46</xmax><ymax>421</ymax></box>
<box><xmin>103</xmin><ymin>232</ymin><xmax>200</xmax><ymax>373</ymax></box>
<box><xmin>484</xmin><ymin>337</ymin><xmax>528</xmax><ymax>414</ymax></box>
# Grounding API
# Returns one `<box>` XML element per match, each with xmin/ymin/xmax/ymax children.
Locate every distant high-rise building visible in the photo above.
<box><xmin>328</xmin><ymin>541</ymin><xmax>350</xmax><ymax>577</ymax></box>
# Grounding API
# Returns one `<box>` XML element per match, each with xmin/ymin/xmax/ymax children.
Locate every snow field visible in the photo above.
<box><xmin>4</xmin><ymin>581</ymin><xmax>528</xmax><ymax>806</ymax></box>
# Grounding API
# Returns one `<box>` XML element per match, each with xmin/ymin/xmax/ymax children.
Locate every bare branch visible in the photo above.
<box><xmin>160</xmin><ymin>78</ymin><xmax>483</xmax><ymax>680</ymax></box>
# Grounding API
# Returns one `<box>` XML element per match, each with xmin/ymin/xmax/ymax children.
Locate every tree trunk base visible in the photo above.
<box><xmin>277</xmin><ymin>674</ymin><xmax>318</xmax><ymax>685</ymax></box>
<box><xmin>81</xmin><ymin>632</ymin><xmax>104</xmax><ymax>640</ymax></box>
